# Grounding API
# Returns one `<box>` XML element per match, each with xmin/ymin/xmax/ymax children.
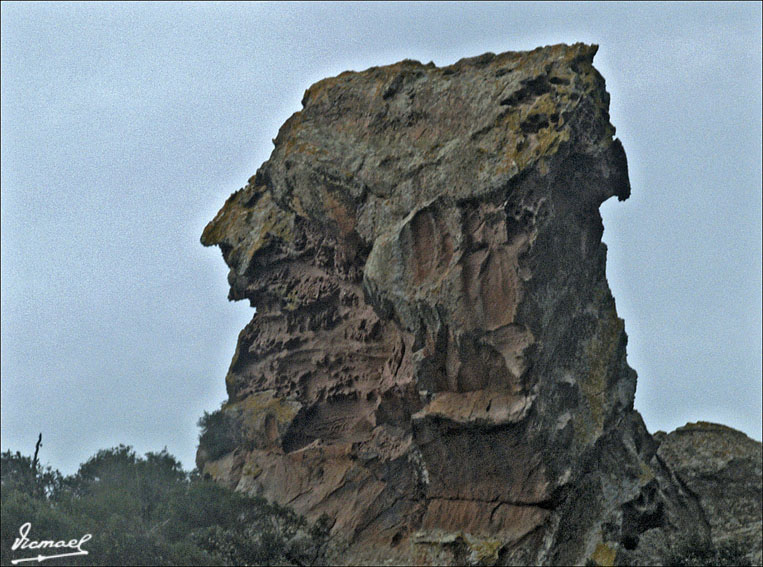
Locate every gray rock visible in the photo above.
<box><xmin>656</xmin><ymin>422</ymin><xmax>762</xmax><ymax>566</ymax></box>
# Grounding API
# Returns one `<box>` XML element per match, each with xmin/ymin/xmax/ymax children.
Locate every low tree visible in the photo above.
<box><xmin>1</xmin><ymin>443</ymin><xmax>334</xmax><ymax>566</ymax></box>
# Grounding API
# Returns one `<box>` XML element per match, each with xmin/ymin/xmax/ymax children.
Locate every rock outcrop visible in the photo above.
<box><xmin>199</xmin><ymin>43</ymin><xmax>762</xmax><ymax>565</ymax></box>
<box><xmin>655</xmin><ymin>423</ymin><xmax>762</xmax><ymax>566</ymax></box>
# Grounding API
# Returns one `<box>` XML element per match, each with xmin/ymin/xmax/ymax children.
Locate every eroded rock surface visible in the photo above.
<box><xmin>655</xmin><ymin>422</ymin><xmax>763</xmax><ymax>566</ymax></box>
<box><xmin>199</xmin><ymin>43</ymin><xmax>762</xmax><ymax>565</ymax></box>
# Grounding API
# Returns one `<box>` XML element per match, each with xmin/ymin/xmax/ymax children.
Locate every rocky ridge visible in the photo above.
<box><xmin>199</xmin><ymin>43</ymin><xmax>762</xmax><ymax>565</ymax></box>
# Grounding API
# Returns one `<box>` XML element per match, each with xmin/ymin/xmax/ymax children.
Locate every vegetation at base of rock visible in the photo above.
<box><xmin>197</xmin><ymin>404</ymin><xmax>244</xmax><ymax>461</ymax></box>
<box><xmin>1</xmin><ymin>445</ymin><xmax>333</xmax><ymax>566</ymax></box>
<box><xmin>665</xmin><ymin>536</ymin><xmax>752</xmax><ymax>566</ymax></box>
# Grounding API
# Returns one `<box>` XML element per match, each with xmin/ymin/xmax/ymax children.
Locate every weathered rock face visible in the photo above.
<box><xmin>200</xmin><ymin>43</ymin><xmax>762</xmax><ymax>565</ymax></box>
<box><xmin>655</xmin><ymin>423</ymin><xmax>763</xmax><ymax>566</ymax></box>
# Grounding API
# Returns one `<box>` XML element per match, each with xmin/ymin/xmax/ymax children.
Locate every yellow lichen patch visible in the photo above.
<box><xmin>532</xmin><ymin>126</ymin><xmax>570</xmax><ymax>161</ymax></box>
<box><xmin>201</xmin><ymin>187</ymin><xmax>258</xmax><ymax>247</ymax></box>
<box><xmin>639</xmin><ymin>460</ymin><xmax>656</xmax><ymax>485</ymax></box>
<box><xmin>230</xmin><ymin>390</ymin><xmax>301</xmax><ymax>431</ymax></box>
<box><xmin>288</xmin><ymin>193</ymin><xmax>308</xmax><ymax>218</ymax></box>
<box><xmin>591</xmin><ymin>542</ymin><xmax>617</xmax><ymax>566</ymax></box>
<box><xmin>300</xmin><ymin>63</ymin><xmax>407</xmax><ymax>108</ymax></box>
<box><xmin>221</xmin><ymin>391</ymin><xmax>302</xmax><ymax>449</ymax></box>
<box><xmin>574</xmin><ymin>292</ymin><xmax>624</xmax><ymax>445</ymax></box>
<box><xmin>282</xmin><ymin>138</ymin><xmax>329</xmax><ymax>159</ymax></box>
<box><xmin>301</xmin><ymin>77</ymin><xmax>336</xmax><ymax>107</ymax></box>
<box><xmin>413</xmin><ymin>531</ymin><xmax>505</xmax><ymax>566</ymax></box>
<box><xmin>463</xmin><ymin>534</ymin><xmax>504</xmax><ymax>566</ymax></box>
<box><xmin>241</xmin><ymin>460</ymin><xmax>262</xmax><ymax>480</ymax></box>
<box><xmin>201</xmin><ymin>187</ymin><xmax>296</xmax><ymax>278</ymax></box>
<box><xmin>521</xmin><ymin>92</ymin><xmax>558</xmax><ymax>120</ymax></box>
<box><xmin>494</xmin><ymin>98</ymin><xmax>572</xmax><ymax>178</ymax></box>
<box><xmin>246</xmin><ymin>191</ymin><xmax>296</xmax><ymax>251</ymax></box>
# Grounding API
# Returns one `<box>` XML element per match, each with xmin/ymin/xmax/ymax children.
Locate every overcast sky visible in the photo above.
<box><xmin>2</xmin><ymin>2</ymin><xmax>761</xmax><ymax>474</ymax></box>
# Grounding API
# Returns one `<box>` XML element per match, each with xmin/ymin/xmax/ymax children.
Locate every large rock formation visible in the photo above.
<box><xmin>199</xmin><ymin>43</ymin><xmax>762</xmax><ymax>565</ymax></box>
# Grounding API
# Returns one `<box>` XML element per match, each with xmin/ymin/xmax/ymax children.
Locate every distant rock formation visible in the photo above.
<box><xmin>199</xmin><ymin>43</ymin><xmax>762</xmax><ymax>565</ymax></box>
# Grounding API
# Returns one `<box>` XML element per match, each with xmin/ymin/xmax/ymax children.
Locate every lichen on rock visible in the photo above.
<box><xmin>200</xmin><ymin>43</ymin><xmax>762</xmax><ymax>565</ymax></box>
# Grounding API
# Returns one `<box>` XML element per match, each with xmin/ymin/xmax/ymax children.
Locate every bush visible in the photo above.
<box><xmin>1</xmin><ymin>445</ymin><xmax>334</xmax><ymax>566</ymax></box>
<box><xmin>197</xmin><ymin>405</ymin><xmax>242</xmax><ymax>461</ymax></box>
<box><xmin>1</xmin><ymin>450</ymin><xmax>63</xmax><ymax>498</ymax></box>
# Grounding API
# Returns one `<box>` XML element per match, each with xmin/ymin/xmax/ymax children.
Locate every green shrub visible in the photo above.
<box><xmin>1</xmin><ymin>445</ymin><xmax>334</xmax><ymax>566</ymax></box>
<box><xmin>1</xmin><ymin>450</ymin><xmax>63</xmax><ymax>498</ymax></box>
<box><xmin>197</xmin><ymin>405</ymin><xmax>242</xmax><ymax>461</ymax></box>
